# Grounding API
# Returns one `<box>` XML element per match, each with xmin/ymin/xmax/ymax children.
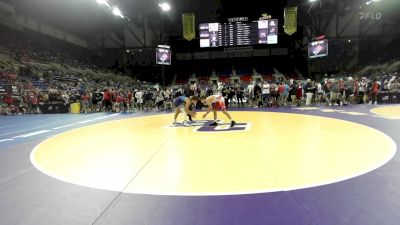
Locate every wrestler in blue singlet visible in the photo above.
<box><xmin>173</xmin><ymin>96</ymin><xmax>187</xmax><ymax>107</ymax></box>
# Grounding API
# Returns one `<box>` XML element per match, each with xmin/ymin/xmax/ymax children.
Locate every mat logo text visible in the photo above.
<box><xmin>187</xmin><ymin>120</ymin><xmax>252</xmax><ymax>132</ymax></box>
<box><xmin>169</xmin><ymin>120</ymin><xmax>250</xmax><ymax>132</ymax></box>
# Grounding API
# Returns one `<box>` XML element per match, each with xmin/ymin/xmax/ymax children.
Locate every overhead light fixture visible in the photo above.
<box><xmin>158</xmin><ymin>2</ymin><xmax>171</xmax><ymax>12</ymax></box>
<box><xmin>96</xmin><ymin>0</ymin><xmax>110</xmax><ymax>8</ymax></box>
<box><xmin>112</xmin><ymin>7</ymin><xmax>125</xmax><ymax>18</ymax></box>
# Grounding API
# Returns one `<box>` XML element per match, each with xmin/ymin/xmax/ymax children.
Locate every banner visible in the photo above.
<box><xmin>182</xmin><ymin>13</ymin><xmax>195</xmax><ymax>41</ymax></box>
<box><xmin>284</xmin><ymin>7</ymin><xmax>297</xmax><ymax>35</ymax></box>
<box><xmin>260</xmin><ymin>13</ymin><xmax>271</xmax><ymax>20</ymax></box>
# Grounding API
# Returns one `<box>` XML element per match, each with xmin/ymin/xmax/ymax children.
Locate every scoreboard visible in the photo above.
<box><xmin>156</xmin><ymin>45</ymin><xmax>171</xmax><ymax>65</ymax></box>
<box><xmin>199</xmin><ymin>19</ymin><xmax>278</xmax><ymax>48</ymax></box>
<box><xmin>308</xmin><ymin>39</ymin><xmax>329</xmax><ymax>59</ymax></box>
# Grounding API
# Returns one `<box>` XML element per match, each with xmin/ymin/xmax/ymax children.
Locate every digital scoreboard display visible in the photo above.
<box><xmin>308</xmin><ymin>39</ymin><xmax>329</xmax><ymax>59</ymax></box>
<box><xmin>199</xmin><ymin>19</ymin><xmax>278</xmax><ymax>48</ymax></box>
<box><xmin>156</xmin><ymin>46</ymin><xmax>171</xmax><ymax>65</ymax></box>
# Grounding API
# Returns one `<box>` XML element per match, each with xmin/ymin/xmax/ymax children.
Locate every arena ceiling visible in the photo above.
<box><xmin>3</xmin><ymin>0</ymin><xmax>291</xmax><ymax>37</ymax></box>
<box><xmin>3</xmin><ymin>0</ymin><xmax>399</xmax><ymax>49</ymax></box>
<box><xmin>2</xmin><ymin>0</ymin><xmax>220</xmax><ymax>38</ymax></box>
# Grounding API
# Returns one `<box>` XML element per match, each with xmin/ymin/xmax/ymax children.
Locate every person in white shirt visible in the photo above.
<box><xmin>217</xmin><ymin>82</ymin><xmax>224</xmax><ymax>95</ymax></box>
<box><xmin>247</xmin><ymin>82</ymin><xmax>255</xmax><ymax>107</ymax></box>
<box><xmin>189</xmin><ymin>82</ymin><xmax>197</xmax><ymax>96</ymax></box>
<box><xmin>262</xmin><ymin>81</ymin><xmax>270</xmax><ymax>106</ymax></box>
<box><xmin>316</xmin><ymin>82</ymin><xmax>322</xmax><ymax>103</ymax></box>
<box><xmin>135</xmin><ymin>90</ymin><xmax>143</xmax><ymax>110</ymax></box>
<box><xmin>388</xmin><ymin>76</ymin><xmax>396</xmax><ymax>91</ymax></box>
<box><xmin>359</xmin><ymin>77</ymin><xmax>367</xmax><ymax>104</ymax></box>
<box><xmin>163</xmin><ymin>88</ymin><xmax>171</xmax><ymax>100</ymax></box>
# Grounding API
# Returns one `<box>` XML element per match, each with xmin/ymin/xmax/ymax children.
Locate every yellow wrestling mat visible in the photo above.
<box><xmin>371</xmin><ymin>105</ymin><xmax>400</xmax><ymax>119</ymax></box>
<box><xmin>30</xmin><ymin>112</ymin><xmax>396</xmax><ymax>195</ymax></box>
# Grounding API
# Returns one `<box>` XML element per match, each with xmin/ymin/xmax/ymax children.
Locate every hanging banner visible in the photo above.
<box><xmin>284</xmin><ymin>7</ymin><xmax>297</xmax><ymax>35</ymax></box>
<box><xmin>182</xmin><ymin>13</ymin><xmax>195</xmax><ymax>41</ymax></box>
<box><xmin>260</xmin><ymin>13</ymin><xmax>271</xmax><ymax>20</ymax></box>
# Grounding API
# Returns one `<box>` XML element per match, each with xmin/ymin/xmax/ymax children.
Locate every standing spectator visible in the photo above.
<box><xmin>262</xmin><ymin>81</ymin><xmax>270</xmax><ymax>107</ymax></box>
<box><xmin>236</xmin><ymin>87</ymin><xmax>244</xmax><ymax>107</ymax></box>
<box><xmin>314</xmin><ymin>82</ymin><xmax>321</xmax><ymax>103</ymax></box>
<box><xmin>27</xmin><ymin>91</ymin><xmax>39</xmax><ymax>114</ymax></box>
<box><xmin>103</xmin><ymin>88</ymin><xmax>112</xmax><ymax>112</ymax></box>
<box><xmin>346</xmin><ymin>77</ymin><xmax>355</xmax><ymax>104</ymax></box>
<box><xmin>369</xmin><ymin>78</ymin><xmax>381</xmax><ymax>105</ymax></box>
<box><xmin>189</xmin><ymin>82</ymin><xmax>197</xmax><ymax>96</ymax></box>
<box><xmin>135</xmin><ymin>89</ymin><xmax>143</xmax><ymax>111</ymax></box>
<box><xmin>353</xmin><ymin>77</ymin><xmax>359</xmax><ymax>104</ymax></box>
<box><xmin>330</xmin><ymin>80</ymin><xmax>341</xmax><ymax>106</ymax></box>
<box><xmin>143</xmin><ymin>89</ymin><xmax>153</xmax><ymax>111</ymax></box>
<box><xmin>115</xmin><ymin>92</ymin><xmax>125</xmax><ymax>112</ymax></box>
<box><xmin>111</xmin><ymin>88</ymin><xmax>117</xmax><ymax>111</ymax></box>
<box><xmin>304</xmin><ymin>79</ymin><xmax>315</xmax><ymax>107</ymax></box>
<box><xmin>247</xmin><ymin>81</ymin><xmax>255</xmax><ymax>107</ymax></box>
<box><xmin>61</xmin><ymin>91</ymin><xmax>70</xmax><ymax>105</ymax></box>
<box><xmin>3</xmin><ymin>92</ymin><xmax>13</xmax><ymax>108</ymax></box>
<box><xmin>283</xmin><ymin>82</ymin><xmax>290</xmax><ymax>106</ymax></box>
<box><xmin>278</xmin><ymin>82</ymin><xmax>285</xmax><ymax>106</ymax></box>
<box><xmin>91</xmin><ymin>89</ymin><xmax>97</xmax><ymax>112</ymax></box>
<box><xmin>95</xmin><ymin>90</ymin><xmax>103</xmax><ymax>112</ymax></box>
<box><xmin>222</xmin><ymin>85</ymin><xmax>229</xmax><ymax>107</ymax></box>
<box><xmin>296</xmin><ymin>82</ymin><xmax>303</xmax><ymax>106</ymax></box>
<box><xmin>254</xmin><ymin>82</ymin><xmax>262</xmax><ymax>107</ymax></box>
<box><xmin>359</xmin><ymin>77</ymin><xmax>368</xmax><ymax>104</ymax></box>
<box><xmin>207</xmin><ymin>87</ymin><xmax>214</xmax><ymax>97</ymax></box>
<box><xmin>81</xmin><ymin>92</ymin><xmax>90</xmax><ymax>113</ymax></box>
<box><xmin>156</xmin><ymin>91</ymin><xmax>164</xmax><ymax>110</ymax></box>
<box><xmin>270</xmin><ymin>82</ymin><xmax>278</xmax><ymax>106</ymax></box>
<box><xmin>288</xmin><ymin>79</ymin><xmax>296</xmax><ymax>104</ymax></box>
<box><xmin>127</xmin><ymin>90</ymin><xmax>133</xmax><ymax>112</ymax></box>
<box><xmin>164</xmin><ymin>88</ymin><xmax>171</xmax><ymax>101</ymax></box>
<box><xmin>339</xmin><ymin>78</ymin><xmax>346</xmax><ymax>105</ymax></box>
<box><xmin>227</xmin><ymin>87</ymin><xmax>235</xmax><ymax>109</ymax></box>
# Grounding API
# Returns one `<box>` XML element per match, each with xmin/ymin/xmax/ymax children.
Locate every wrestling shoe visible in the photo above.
<box><xmin>209</xmin><ymin>121</ymin><xmax>218</xmax><ymax>126</ymax></box>
<box><xmin>183</xmin><ymin>121</ymin><xmax>192</xmax><ymax>127</ymax></box>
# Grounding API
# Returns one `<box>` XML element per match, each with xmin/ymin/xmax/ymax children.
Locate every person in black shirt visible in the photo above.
<box><xmin>94</xmin><ymin>90</ymin><xmax>103</xmax><ymax>112</ymax></box>
<box><xmin>236</xmin><ymin>87</ymin><xmax>244</xmax><ymax>107</ymax></box>
<box><xmin>143</xmin><ymin>89</ymin><xmax>153</xmax><ymax>111</ymax></box>
<box><xmin>207</xmin><ymin>88</ymin><xmax>214</xmax><ymax>96</ymax></box>
<box><xmin>227</xmin><ymin>87</ymin><xmax>235</xmax><ymax>109</ymax></box>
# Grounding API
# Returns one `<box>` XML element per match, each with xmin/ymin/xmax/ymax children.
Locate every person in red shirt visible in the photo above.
<box><xmin>81</xmin><ymin>92</ymin><xmax>90</xmax><ymax>113</ymax></box>
<box><xmin>278</xmin><ymin>83</ymin><xmax>285</xmax><ymax>106</ymax></box>
<box><xmin>369</xmin><ymin>79</ymin><xmax>381</xmax><ymax>105</ymax></box>
<box><xmin>27</xmin><ymin>92</ymin><xmax>38</xmax><ymax>114</ymax></box>
<box><xmin>2</xmin><ymin>92</ymin><xmax>14</xmax><ymax>115</ymax></box>
<box><xmin>103</xmin><ymin>89</ymin><xmax>111</xmax><ymax>111</ymax></box>
<box><xmin>115</xmin><ymin>93</ymin><xmax>125</xmax><ymax>112</ymax></box>
<box><xmin>296</xmin><ymin>83</ymin><xmax>303</xmax><ymax>106</ymax></box>
<box><xmin>3</xmin><ymin>92</ymin><xmax>13</xmax><ymax>107</ymax></box>
<box><xmin>127</xmin><ymin>91</ymin><xmax>133</xmax><ymax>112</ymax></box>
